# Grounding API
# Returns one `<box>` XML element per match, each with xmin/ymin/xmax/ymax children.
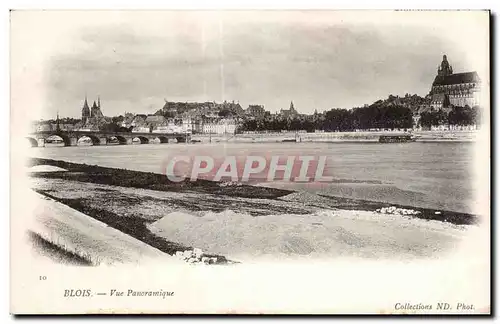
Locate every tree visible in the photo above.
<box><xmin>117</xmin><ymin>126</ymin><xmax>132</xmax><ymax>132</ymax></box>
<box><xmin>112</xmin><ymin>115</ymin><xmax>124</xmax><ymax>124</ymax></box>
<box><xmin>472</xmin><ymin>106</ymin><xmax>481</xmax><ymax>125</ymax></box>
<box><xmin>100</xmin><ymin>123</ymin><xmax>120</xmax><ymax>132</ymax></box>
<box><xmin>420</xmin><ymin>111</ymin><xmax>433</xmax><ymax>128</ymax></box>
<box><xmin>420</xmin><ymin>109</ymin><xmax>448</xmax><ymax>128</ymax></box>
<box><xmin>241</xmin><ymin>119</ymin><xmax>257</xmax><ymax>131</ymax></box>
<box><xmin>218</xmin><ymin>109</ymin><xmax>232</xmax><ymax>117</ymax></box>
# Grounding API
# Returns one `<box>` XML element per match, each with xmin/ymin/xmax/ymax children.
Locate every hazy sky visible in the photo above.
<box><xmin>11</xmin><ymin>11</ymin><xmax>489</xmax><ymax>120</ymax></box>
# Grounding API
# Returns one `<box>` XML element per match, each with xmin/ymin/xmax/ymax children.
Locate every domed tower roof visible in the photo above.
<box><xmin>437</xmin><ymin>54</ymin><xmax>453</xmax><ymax>77</ymax></box>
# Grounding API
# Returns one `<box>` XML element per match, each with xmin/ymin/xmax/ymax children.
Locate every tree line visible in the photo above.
<box><xmin>420</xmin><ymin>106</ymin><xmax>480</xmax><ymax>128</ymax></box>
<box><xmin>240</xmin><ymin>104</ymin><xmax>481</xmax><ymax>133</ymax></box>
<box><xmin>239</xmin><ymin>104</ymin><xmax>414</xmax><ymax>132</ymax></box>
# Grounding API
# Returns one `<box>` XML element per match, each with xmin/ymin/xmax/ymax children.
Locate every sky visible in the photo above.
<box><xmin>11</xmin><ymin>10</ymin><xmax>489</xmax><ymax>120</ymax></box>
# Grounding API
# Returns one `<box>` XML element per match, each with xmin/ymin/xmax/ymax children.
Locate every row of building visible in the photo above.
<box><xmin>70</xmin><ymin>98</ymin><xmax>304</xmax><ymax>134</ymax></box>
<box><xmin>128</xmin><ymin>116</ymin><xmax>238</xmax><ymax>135</ymax></box>
<box><xmin>33</xmin><ymin>55</ymin><xmax>482</xmax><ymax>134</ymax></box>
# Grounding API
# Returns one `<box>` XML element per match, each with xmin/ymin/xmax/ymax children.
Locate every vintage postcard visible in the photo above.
<box><xmin>10</xmin><ymin>10</ymin><xmax>490</xmax><ymax>314</ymax></box>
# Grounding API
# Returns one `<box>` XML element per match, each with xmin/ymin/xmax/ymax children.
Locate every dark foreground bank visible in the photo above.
<box><xmin>28</xmin><ymin>158</ymin><xmax>479</xmax><ymax>226</ymax></box>
<box><xmin>28</xmin><ymin>158</ymin><xmax>293</xmax><ymax>199</ymax></box>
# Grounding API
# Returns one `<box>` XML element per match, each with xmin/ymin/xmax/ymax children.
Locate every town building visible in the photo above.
<box><xmin>144</xmin><ymin>115</ymin><xmax>165</xmax><ymax>129</ymax></box>
<box><xmin>180</xmin><ymin>117</ymin><xmax>202</xmax><ymax>134</ymax></box>
<box><xmin>120</xmin><ymin>112</ymin><xmax>135</xmax><ymax>128</ymax></box>
<box><xmin>132</xmin><ymin>126</ymin><xmax>151</xmax><ymax>133</ymax></box>
<box><xmin>279</xmin><ymin>101</ymin><xmax>299</xmax><ymax>119</ymax></box>
<box><xmin>245</xmin><ymin>105</ymin><xmax>266</xmax><ymax>119</ymax></box>
<box><xmin>429</xmin><ymin>55</ymin><xmax>481</xmax><ymax>109</ymax></box>
<box><xmin>130</xmin><ymin>114</ymin><xmax>147</xmax><ymax>127</ymax></box>
<box><xmin>202</xmin><ymin>118</ymin><xmax>237</xmax><ymax>134</ymax></box>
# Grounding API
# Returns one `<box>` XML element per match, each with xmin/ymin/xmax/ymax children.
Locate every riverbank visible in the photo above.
<box><xmin>27</xmin><ymin>158</ymin><xmax>477</xmax><ymax>264</ymax></box>
<box><xmin>28</xmin><ymin>158</ymin><xmax>477</xmax><ymax>225</ymax></box>
<box><xmin>191</xmin><ymin>130</ymin><xmax>478</xmax><ymax>144</ymax></box>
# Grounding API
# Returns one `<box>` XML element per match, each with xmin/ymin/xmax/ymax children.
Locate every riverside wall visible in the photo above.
<box><xmin>191</xmin><ymin>130</ymin><xmax>478</xmax><ymax>143</ymax></box>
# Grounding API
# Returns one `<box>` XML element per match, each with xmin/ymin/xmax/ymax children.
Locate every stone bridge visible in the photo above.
<box><xmin>27</xmin><ymin>130</ymin><xmax>191</xmax><ymax>147</ymax></box>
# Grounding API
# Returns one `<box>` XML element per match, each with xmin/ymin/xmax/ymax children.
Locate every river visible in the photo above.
<box><xmin>30</xmin><ymin>141</ymin><xmax>478</xmax><ymax>214</ymax></box>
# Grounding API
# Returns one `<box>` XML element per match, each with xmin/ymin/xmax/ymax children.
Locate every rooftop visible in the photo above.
<box><xmin>432</xmin><ymin>72</ymin><xmax>480</xmax><ymax>86</ymax></box>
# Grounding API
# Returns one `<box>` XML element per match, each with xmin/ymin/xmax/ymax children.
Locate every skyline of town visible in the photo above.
<box><xmin>11</xmin><ymin>11</ymin><xmax>488</xmax><ymax>121</ymax></box>
<box><xmin>36</xmin><ymin>51</ymin><xmax>483</xmax><ymax>122</ymax></box>
<box><xmin>37</xmin><ymin>57</ymin><xmax>481</xmax><ymax>120</ymax></box>
<box><xmin>32</xmin><ymin>52</ymin><xmax>483</xmax><ymax>136</ymax></box>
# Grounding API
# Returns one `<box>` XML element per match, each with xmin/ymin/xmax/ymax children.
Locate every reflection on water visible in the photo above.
<box><xmin>30</xmin><ymin>142</ymin><xmax>476</xmax><ymax>214</ymax></box>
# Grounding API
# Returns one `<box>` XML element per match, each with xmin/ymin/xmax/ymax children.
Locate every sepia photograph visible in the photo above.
<box><xmin>9</xmin><ymin>9</ymin><xmax>491</xmax><ymax>314</ymax></box>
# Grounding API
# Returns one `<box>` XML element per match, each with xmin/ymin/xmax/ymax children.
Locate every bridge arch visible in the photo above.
<box><xmin>107</xmin><ymin>135</ymin><xmax>127</xmax><ymax>145</ymax></box>
<box><xmin>176</xmin><ymin>137</ymin><xmax>187</xmax><ymax>143</ymax></box>
<box><xmin>78</xmin><ymin>135</ymin><xmax>101</xmax><ymax>146</ymax></box>
<box><xmin>47</xmin><ymin>134</ymin><xmax>71</xmax><ymax>146</ymax></box>
<box><xmin>132</xmin><ymin>136</ymin><xmax>149</xmax><ymax>144</ymax></box>
<box><xmin>26</xmin><ymin>137</ymin><xmax>38</xmax><ymax>147</ymax></box>
<box><xmin>154</xmin><ymin>136</ymin><xmax>169</xmax><ymax>144</ymax></box>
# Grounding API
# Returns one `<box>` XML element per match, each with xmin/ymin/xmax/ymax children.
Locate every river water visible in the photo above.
<box><xmin>30</xmin><ymin>141</ymin><xmax>477</xmax><ymax>214</ymax></box>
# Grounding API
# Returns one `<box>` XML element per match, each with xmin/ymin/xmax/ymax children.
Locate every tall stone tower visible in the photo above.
<box><xmin>437</xmin><ymin>55</ymin><xmax>453</xmax><ymax>77</ymax></box>
<box><xmin>81</xmin><ymin>96</ymin><xmax>90</xmax><ymax>124</ymax></box>
<box><xmin>91</xmin><ymin>98</ymin><xmax>104</xmax><ymax>118</ymax></box>
<box><xmin>91</xmin><ymin>100</ymin><xmax>98</xmax><ymax>117</ymax></box>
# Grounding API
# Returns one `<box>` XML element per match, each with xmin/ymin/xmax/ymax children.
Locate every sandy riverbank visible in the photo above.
<box><xmin>27</xmin><ymin>158</ymin><xmax>478</xmax><ymax>264</ymax></box>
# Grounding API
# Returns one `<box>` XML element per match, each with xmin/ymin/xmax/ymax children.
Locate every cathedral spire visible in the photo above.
<box><xmin>97</xmin><ymin>96</ymin><xmax>101</xmax><ymax>108</ymax></box>
<box><xmin>81</xmin><ymin>94</ymin><xmax>91</xmax><ymax>124</ymax></box>
<box><xmin>83</xmin><ymin>95</ymin><xmax>89</xmax><ymax>109</ymax></box>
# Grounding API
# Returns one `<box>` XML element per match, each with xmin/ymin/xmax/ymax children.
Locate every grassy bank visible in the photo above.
<box><xmin>28</xmin><ymin>231</ymin><xmax>95</xmax><ymax>266</ymax></box>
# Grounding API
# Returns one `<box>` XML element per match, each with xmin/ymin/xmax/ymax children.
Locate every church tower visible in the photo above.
<box><xmin>81</xmin><ymin>95</ymin><xmax>90</xmax><ymax>124</ymax></box>
<box><xmin>91</xmin><ymin>100</ymin><xmax>98</xmax><ymax>117</ymax></box>
<box><xmin>91</xmin><ymin>97</ymin><xmax>104</xmax><ymax>118</ymax></box>
<box><xmin>437</xmin><ymin>55</ymin><xmax>453</xmax><ymax>77</ymax></box>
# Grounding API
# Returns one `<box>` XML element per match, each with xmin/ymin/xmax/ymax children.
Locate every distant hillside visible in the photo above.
<box><xmin>365</xmin><ymin>94</ymin><xmax>431</xmax><ymax>113</ymax></box>
<box><xmin>154</xmin><ymin>100</ymin><xmax>244</xmax><ymax>118</ymax></box>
